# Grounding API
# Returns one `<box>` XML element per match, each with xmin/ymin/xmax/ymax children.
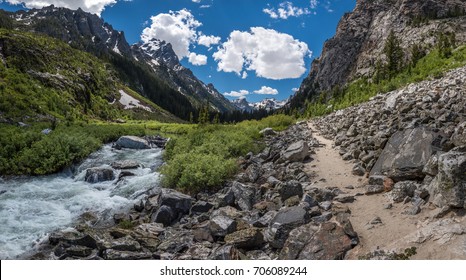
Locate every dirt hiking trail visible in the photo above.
<box><xmin>305</xmin><ymin>122</ymin><xmax>466</xmax><ymax>260</ymax></box>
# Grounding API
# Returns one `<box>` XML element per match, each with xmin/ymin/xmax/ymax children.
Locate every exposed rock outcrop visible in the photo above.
<box><xmin>297</xmin><ymin>0</ymin><xmax>466</xmax><ymax>95</ymax></box>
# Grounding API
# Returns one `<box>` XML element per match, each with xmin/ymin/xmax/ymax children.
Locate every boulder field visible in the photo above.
<box><xmin>30</xmin><ymin>67</ymin><xmax>466</xmax><ymax>260</ymax></box>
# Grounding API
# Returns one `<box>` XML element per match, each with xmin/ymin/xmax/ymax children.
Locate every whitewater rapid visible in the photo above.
<box><xmin>0</xmin><ymin>144</ymin><xmax>163</xmax><ymax>259</ymax></box>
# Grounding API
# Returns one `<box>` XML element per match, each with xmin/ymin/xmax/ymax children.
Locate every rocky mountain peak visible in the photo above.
<box><xmin>133</xmin><ymin>38</ymin><xmax>180</xmax><ymax>70</ymax></box>
<box><xmin>13</xmin><ymin>5</ymin><xmax>131</xmax><ymax>56</ymax></box>
<box><xmin>298</xmin><ymin>0</ymin><xmax>466</xmax><ymax>95</ymax></box>
<box><xmin>231</xmin><ymin>97</ymin><xmax>253</xmax><ymax>112</ymax></box>
<box><xmin>132</xmin><ymin>35</ymin><xmax>235</xmax><ymax>113</ymax></box>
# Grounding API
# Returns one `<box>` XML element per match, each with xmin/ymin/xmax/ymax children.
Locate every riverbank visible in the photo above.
<box><xmin>0</xmin><ymin>142</ymin><xmax>164</xmax><ymax>259</ymax></box>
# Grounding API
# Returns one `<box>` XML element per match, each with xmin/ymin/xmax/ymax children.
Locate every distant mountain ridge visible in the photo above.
<box><xmin>230</xmin><ymin>97</ymin><xmax>287</xmax><ymax>112</ymax></box>
<box><xmin>3</xmin><ymin>5</ymin><xmax>236</xmax><ymax>119</ymax></box>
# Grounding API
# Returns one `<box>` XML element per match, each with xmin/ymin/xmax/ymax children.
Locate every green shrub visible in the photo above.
<box><xmin>161</xmin><ymin>152</ymin><xmax>237</xmax><ymax>193</ymax></box>
<box><xmin>160</xmin><ymin>114</ymin><xmax>293</xmax><ymax>193</ymax></box>
<box><xmin>0</xmin><ymin>122</ymin><xmax>146</xmax><ymax>175</ymax></box>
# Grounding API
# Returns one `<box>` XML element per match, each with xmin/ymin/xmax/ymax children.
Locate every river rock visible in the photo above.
<box><xmin>114</xmin><ymin>136</ymin><xmax>150</xmax><ymax>149</ymax></box>
<box><xmin>370</xmin><ymin>127</ymin><xmax>445</xmax><ymax>182</ymax></box>
<box><xmin>279</xmin><ymin>222</ymin><xmax>352</xmax><ymax>260</ymax></box>
<box><xmin>85</xmin><ymin>167</ymin><xmax>115</xmax><ymax>183</ymax></box>
<box><xmin>49</xmin><ymin>229</ymin><xmax>97</xmax><ymax>249</ymax></box>
<box><xmin>64</xmin><ymin>245</ymin><xmax>94</xmax><ymax>258</ymax></box>
<box><xmin>281</xmin><ymin>140</ymin><xmax>309</xmax><ymax>162</ymax></box>
<box><xmin>111</xmin><ymin>160</ymin><xmax>141</xmax><ymax>170</ymax></box>
<box><xmin>265</xmin><ymin>205</ymin><xmax>311</xmax><ymax>249</ymax></box>
<box><xmin>428</xmin><ymin>146</ymin><xmax>466</xmax><ymax>208</ymax></box>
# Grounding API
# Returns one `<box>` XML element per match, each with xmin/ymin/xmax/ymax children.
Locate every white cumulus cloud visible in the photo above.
<box><xmin>3</xmin><ymin>0</ymin><xmax>119</xmax><ymax>15</ymax></box>
<box><xmin>188</xmin><ymin>52</ymin><xmax>208</xmax><ymax>66</ymax></box>
<box><xmin>198</xmin><ymin>34</ymin><xmax>221</xmax><ymax>48</ymax></box>
<box><xmin>263</xmin><ymin>1</ymin><xmax>311</xmax><ymax>19</ymax></box>
<box><xmin>141</xmin><ymin>9</ymin><xmax>201</xmax><ymax>59</ymax></box>
<box><xmin>213</xmin><ymin>27</ymin><xmax>309</xmax><ymax>80</ymax></box>
<box><xmin>254</xmin><ymin>86</ymin><xmax>278</xmax><ymax>95</ymax></box>
<box><xmin>224</xmin><ymin>90</ymin><xmax>249</xmax><ymax>97</ymax></box>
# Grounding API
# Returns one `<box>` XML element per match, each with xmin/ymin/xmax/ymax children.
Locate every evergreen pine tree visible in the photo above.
<box><xmin>213</xmin><ymin>113</ymin><xmax>220</xmax><ymax>124</ymax></box>
<box><xmin>383</xmin><ymin>30</ymin><xmax>404</xmax><ymax>78</ymax></box>
<box><xmin>189</xmin><ymin>112</ymin><xmax>194</xmax><ymax>123</ymax></box>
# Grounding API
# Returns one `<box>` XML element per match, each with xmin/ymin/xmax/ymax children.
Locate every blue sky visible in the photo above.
<box><xmin>0</xmin><ymin>0</ymin><xmax>356</xmax><ymax>103</ymax></box>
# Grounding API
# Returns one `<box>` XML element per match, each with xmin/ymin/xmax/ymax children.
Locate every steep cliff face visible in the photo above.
<box><xmin>299</xmin><ymin>0</ymin><xmax>466</xmax><ymax>94</ymax></box>
<box><xmin>14</xmin><ymin>5</ymin><xmax>131</xmax><ymax>56</ymax></box>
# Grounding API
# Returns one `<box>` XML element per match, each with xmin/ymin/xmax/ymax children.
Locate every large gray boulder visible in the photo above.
<box><xmin>149</xmin><ymin>188</ymin><xmax>192</xmax><ymax>226</ymax></box>
<box><xmin>428</xmin><ymin>146</ymin><xmax>466</xmax><ymax>209</ymax></box>
<box><xmin>159</xmin><ymin>189</ymin><xmax>193</xmax><ymax>217</ymax></box>
<box><xmin>279</xmin><ymin>222</ymin><xmax>352</xmax><ymax>260</ymax></box>
<box><xmin>111</xmin><ymin>160</ymin><xmax>141</xmax><ymax>170</ymax></box>
<box><xmin>281</xmin><ymin>140</ymin><xmax>310</xmax><ymax>162</ymax></box>
<box><xmin>85</xmin><ymin>167</ymin><xmax>115</xmax><ymax>183</ymax></box>
<box><xmin>265</xmin><ymin>206</ymin><xmax>311</xmax><ymax>249</ymax></box>
<box><xmin>370</xmin><ymin>127</ymin><xmax>445</xmax><ymax>182</ymax></box>
<box><xmin>115</xmin><ymin>136</ymin><xmax>150</xmax><ymax>149</ymax></box>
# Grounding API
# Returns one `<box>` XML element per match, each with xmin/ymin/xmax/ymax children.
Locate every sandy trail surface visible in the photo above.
<box><xmin>305</xmin><ymin>122</ymin><xmax>466</xmax><ymax>259</ymax></box>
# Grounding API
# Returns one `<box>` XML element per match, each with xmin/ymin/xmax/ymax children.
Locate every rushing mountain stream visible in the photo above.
<box><xmin>0</xmin><ymin>145</ymin><xmax>163</xmax><ymax>259</ymax></box>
